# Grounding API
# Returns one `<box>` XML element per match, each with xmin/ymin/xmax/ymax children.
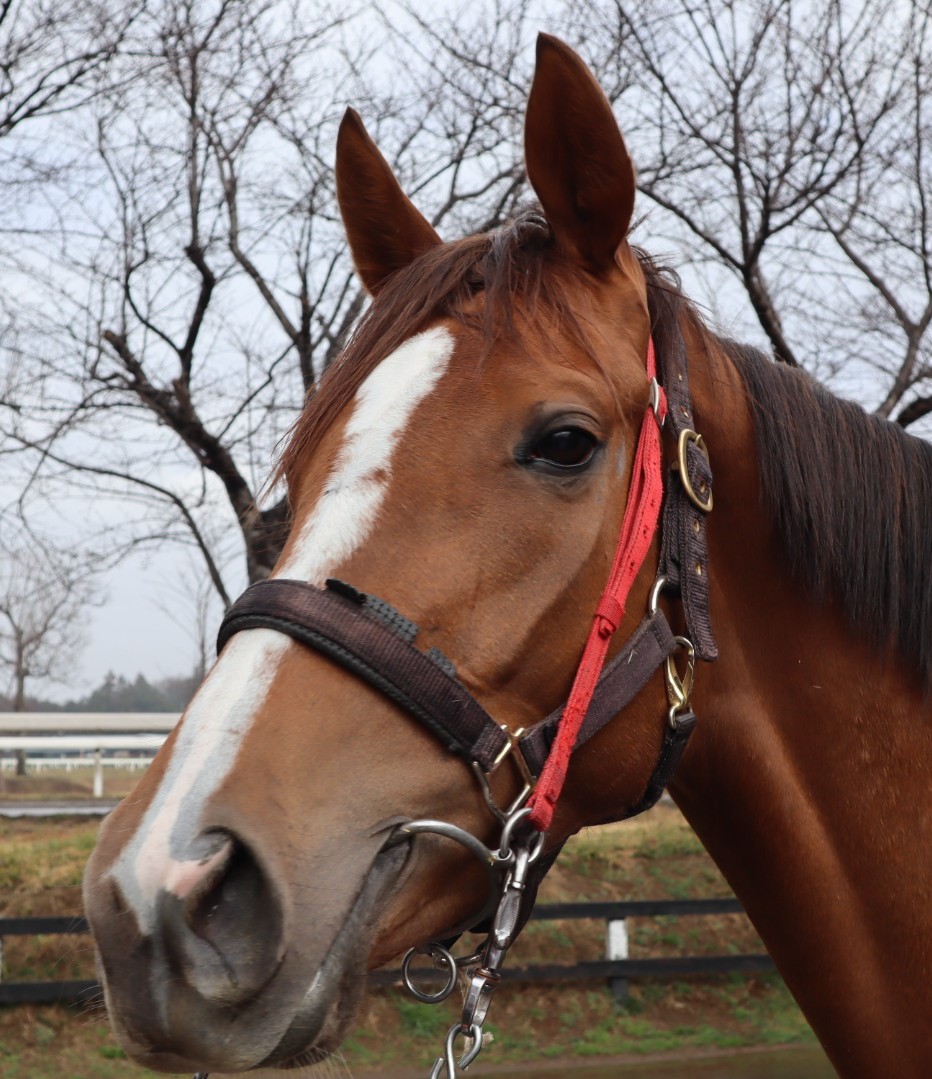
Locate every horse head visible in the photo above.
<box><xmin>83</xmin><ymin>36</ymin><xmax>699</xmax><ymax>1072</ymax></box>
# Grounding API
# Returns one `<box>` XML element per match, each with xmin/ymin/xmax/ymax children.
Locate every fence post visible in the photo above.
<box><xmin>93</xmin><ymin>749</ymin><xmax>103</xmax><ymax>798</ymax></box>
<box><xmin>606</xmin><ymin>916</ymin><xmax>629</xmax><ymax>1002</ymax></box>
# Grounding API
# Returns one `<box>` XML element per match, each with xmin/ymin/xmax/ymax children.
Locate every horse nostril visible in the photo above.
<box><xmin>187</xmin><ymin>840</ymin><xmax>281</xmax><ymax>953</ymax></box>
<box><xmin>158</xmin><ymin>835</ymin><xmax>285</xmax><ymax>1006</ymax></box>
<box><xmin>165</xmin><ymin>834</ymin><xmax>235</xmax><ymax>907</ymax></box>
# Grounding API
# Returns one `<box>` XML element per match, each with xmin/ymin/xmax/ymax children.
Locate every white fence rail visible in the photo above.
<box><xmin>0</xmin><ymin>735</ymin><xmax>166</xmax><ymax>752</ymax></box>
<box><xmin>0</xmin><ymin>715</ymin><xmax>178</xmax><ymax>797</ymax></box>
<box><xmin>0</xmin><ymin>713</ymin><xmax>179</xmax><ymax>732</ymax></box>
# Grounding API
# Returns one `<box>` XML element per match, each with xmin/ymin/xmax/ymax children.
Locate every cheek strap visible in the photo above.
<box><xmin>527</xmin><ymin>337</ymin><xmax>666</xmax><ymax>830</ymax></box>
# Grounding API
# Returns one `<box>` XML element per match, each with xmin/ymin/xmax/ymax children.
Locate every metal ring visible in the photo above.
<box><xmin>470</xmin><ymin>759</ymin><xmax>533</xmax><ymax>826</ymax></box>
<box><xmin>455</xmin><ymin>1022</ymin><xmax>484</xmax><ymax>1070</ymax></box>
<box><xmin>648</xmin><ymin>575</ymin><xmax>668</xmax><ymax>614</ymax></box>
<box><xmin>396</xmin><ymin>819</ymin><xmax>497</xmax><ymax>867</ymax></box>
<box><xmin>401</xmin><ymin>944</ymin><xmax>459</xmax><ymax>1003</ymax></box>
<box><xmin>393</xmin><ymin>819</ymin><xmax>501</xmax><ymax>935</ymax></box>
<box><xmin>498</xmin><ymin>806</ymin><xmax>545</xmax><ymax>864</ymax></box>
<box><xmin>430</xmin><ymin>1022</ymin><xmax>484</xmax><ymax>1078</ymax></box>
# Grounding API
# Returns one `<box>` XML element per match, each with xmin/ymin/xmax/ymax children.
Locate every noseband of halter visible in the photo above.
<box><xmin>216</xmin><ymin>327</ymin><xmax>716</xmax><ymax>829</ymax></box>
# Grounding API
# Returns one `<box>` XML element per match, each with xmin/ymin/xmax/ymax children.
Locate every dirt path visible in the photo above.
<box><xmin>360</xmin><ymin>1043</ymin><xmax>833</xmax><ymax>1078</ymax></box>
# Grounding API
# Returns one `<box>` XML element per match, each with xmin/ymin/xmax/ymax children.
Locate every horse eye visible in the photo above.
<box><xmin>529</xmin><ymin>427</ymin><xmax>599</xmax><ymax>469</ymax></box>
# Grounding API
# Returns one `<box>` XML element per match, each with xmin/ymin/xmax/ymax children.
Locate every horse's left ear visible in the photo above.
<box><xmin>336</xmin><ymin>108</ymin><xmax>442</xmax><ymax>295</ymax></box>
<box><xmin>525</xmin><ymin>35</ymin><xmax>636</xmax><ymax>273</ymax></box>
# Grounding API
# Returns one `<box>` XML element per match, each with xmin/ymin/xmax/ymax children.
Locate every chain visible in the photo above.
<box><xmin>400</xmin><ymin>807</ymin><xmax>545</xmax><ymax>1079</ymax></box>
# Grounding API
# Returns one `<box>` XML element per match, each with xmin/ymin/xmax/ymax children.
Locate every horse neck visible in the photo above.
<box><xmin>670</xmin><ymin>328</ymin><xmax>932</xmax><ymax>1075</ymax></box>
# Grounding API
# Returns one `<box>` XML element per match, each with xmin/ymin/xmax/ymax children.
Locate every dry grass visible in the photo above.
<box><xmin>0</xmin><ymin>767</ymin><xmax>147</xmax><ymax>801</ymax></box>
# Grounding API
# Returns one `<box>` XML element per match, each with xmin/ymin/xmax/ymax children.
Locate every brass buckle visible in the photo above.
<box><xmin>676</xmin><ymin>429</ymin><xmax>713</xmax><ymax>513</ymax></box>
<box><xmin>491</xmin><ymin>725</ymin><xmax>531</xmax><ymax>777</ymax></box>
<box><xmin>472</xmin><ymin>726</ymin><xmax>535</xmax><ymax>822</ymax></box>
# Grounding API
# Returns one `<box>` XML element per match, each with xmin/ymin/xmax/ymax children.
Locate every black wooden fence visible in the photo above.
<box><xmin>0</xmin><ymin>898</ymin><xmax>773</xmax><ymax>1007</ymax></box>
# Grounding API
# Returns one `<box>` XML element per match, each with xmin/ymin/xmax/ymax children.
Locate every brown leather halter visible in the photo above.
<box><xmin>208</xmin><ymin>315</ymin><xmax>716</xmax><ymax>1079</ymax></box>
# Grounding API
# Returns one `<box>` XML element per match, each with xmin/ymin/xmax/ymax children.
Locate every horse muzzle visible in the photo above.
<box><xmin>87</xmin><ymin>832</ymin><xmax>410</xmax><ymax>1073</ymax></box>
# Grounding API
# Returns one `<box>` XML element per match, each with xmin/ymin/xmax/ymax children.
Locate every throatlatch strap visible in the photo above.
<box><xmin>621</xmin><ymin>710</ymin><xmax>697</xmax><ymax>820</ymax></box>
<box><xmin>526</xmin><ymin>337</ymin><xmax>667</xmax><ymax>832</ymax></box>
<box><xmin>652</xmin><ymin>304</ymin><xmax>717</xmax><ymax>661</ymax></box>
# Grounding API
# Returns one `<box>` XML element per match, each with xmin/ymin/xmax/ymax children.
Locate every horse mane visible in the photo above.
<box><xmin>277</xmin><ymin>206</ymin><xmax>932</xmax><ymax>690</ymax></box>
<box><xmin>728</xmin><ymin>343</ymin><xmax>932</xmax><ymax>691</ymax></box>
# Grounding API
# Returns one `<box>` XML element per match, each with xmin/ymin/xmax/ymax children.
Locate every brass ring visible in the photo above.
<box><xmin>664</xmin><ymin>634</ymin><xmax>695</xmax><ymax>711</ymax></box>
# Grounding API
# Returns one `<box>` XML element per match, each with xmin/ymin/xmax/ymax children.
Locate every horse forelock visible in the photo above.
<box><xmin>277</xmin><ymin>207</ymin><xmax>637</xmax><ymax>493</ymax></box>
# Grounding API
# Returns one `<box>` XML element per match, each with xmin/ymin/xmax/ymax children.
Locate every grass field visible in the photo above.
<box><xmin>0</xmin><ymin>803</ymin><xmax>816</xmax><ymax>1077</ymax></box>
<box><xmin>0</xmin><ymin>766</ymin><xmax>148</xmax><ymax>801</ymax></box>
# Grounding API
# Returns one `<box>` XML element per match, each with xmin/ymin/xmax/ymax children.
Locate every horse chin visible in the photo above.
<box><xmin>112</xmin><ymin>839</ymin><xmax>410</xmax><ymax>1075</ymax></box>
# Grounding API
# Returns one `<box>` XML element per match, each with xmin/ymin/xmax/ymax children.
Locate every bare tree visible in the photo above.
<box><xmin>0</xmin><ymin>0</ymin><xmax>145</xmax><ymax>297</ymax></box>
<box><xmin>154</xmin><ymin>557</ymin><xmax>222</xmax><ymax>684</ymax></box>
<box><xmin>2</xmin><ymin>0</ymin><xmax>539</xmax><ymax>606</ymax></box>
<box><xmin>0</xmin><ymin>0</ymin><xmax>143</xmax><ymax>137</ymax></box>
<box><xmin>2</xmin><ymin>0</ymin><xmax>353</xmax><ymax>601</ymax></box>
<box><xmin>567</xmin><ymin>0</ymin><xmax>931</xmax><ymax>426</ymax></box>
<box><xmin>814</xmin><ymin>3</ymin><xmax>932</xmax><ymax>429</ymax></box>
<box><xmin>0</xmin><ymin>534</ymin><xmax>102</xmax><ymax>771</ymax></box>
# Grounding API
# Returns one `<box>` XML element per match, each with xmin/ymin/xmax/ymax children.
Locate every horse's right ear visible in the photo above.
<box><xmin>525</xmin><ymin>35</ymin><xmax>636</xmax><ymax>273</ymax></box>
<box><xmin>336</xmin><ymin>108</ymin><xmax>442</xmax><ymax>295</ymax></box>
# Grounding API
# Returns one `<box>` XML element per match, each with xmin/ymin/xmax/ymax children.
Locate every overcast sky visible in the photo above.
<box><xmin>5</xmin><ymin>0</ymin><xmax>927</xmax><ymax>704</ymax></box>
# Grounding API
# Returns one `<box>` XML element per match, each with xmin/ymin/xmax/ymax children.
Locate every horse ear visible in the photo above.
<box><xmin>525</xmin><ymin>34</ymin><xmax>636</xmax><ymax>272</ymax></box>
<box><xmin>336</xmin><ymin>108</ymin><xmax>442</xmax><ymax>295</ymax></box>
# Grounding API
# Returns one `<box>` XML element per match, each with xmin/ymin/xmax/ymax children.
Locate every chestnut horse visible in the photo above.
<box><xmin>84</xmin><ymin>34</ymin><xmax>932</xmax><ymax>1078</ymax></box>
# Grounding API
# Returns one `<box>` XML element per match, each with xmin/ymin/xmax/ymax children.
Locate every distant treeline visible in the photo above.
<box><xmin>0</xmin><ymin>671</ymin><xmax>199</xmax><ymax>713</ymax></box>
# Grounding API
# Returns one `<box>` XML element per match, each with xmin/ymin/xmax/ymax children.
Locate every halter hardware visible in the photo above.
<box><xmin>676</xmin><ymin>428</ymin><xmax>713</xmax><ymax>512</ymax></box>
<box><xmin>648</xmin><ymin>376</ymin><xmax>666</xmax><ymax>425</ymax></box>
<box><xmin>665</xmin><ymin>635</ymin><xmax>696</xmax><ymax>728</ymax></box>
<box><xmin>471</xmin><ymin>725</ymin><xmax>536</xmax><ymax>823</ymax></box>
<box><xmin>402</xmin><ymin>943</ymin><xmax>460</xmax><ymax>1004</ymax></box>
<box><xmin>398</xmin><ymin>806</ymin><xmax>546</xmax><ymax>1079</ymax></box>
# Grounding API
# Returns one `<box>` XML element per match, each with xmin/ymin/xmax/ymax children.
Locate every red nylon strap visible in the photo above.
<box><xmin>527</xmin><ymin>337</ymin><xmax>666</xmax><ymax>832</ymax></box>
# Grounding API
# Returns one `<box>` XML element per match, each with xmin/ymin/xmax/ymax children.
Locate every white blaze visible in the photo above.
<box><xmin>278</xmin><ymin>325</ymin><xmax>454</xmax><ymax>581</ymax></box>
<box><xmin>111</xmin><ymin>326</ymin><xmax>455</xmax><ymax>927</ymax></box>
